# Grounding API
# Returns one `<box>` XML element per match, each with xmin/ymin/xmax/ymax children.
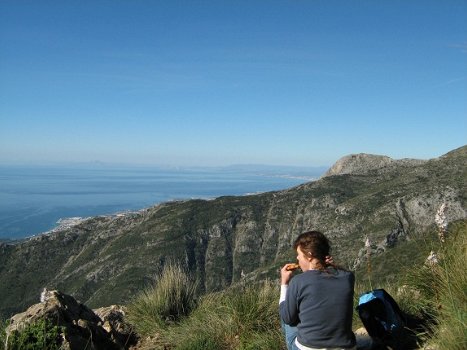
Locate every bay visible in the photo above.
<box><xmin>0</xmin><ymin>164</ymin><xmax>325</xmax><ymax>240</ymax></box>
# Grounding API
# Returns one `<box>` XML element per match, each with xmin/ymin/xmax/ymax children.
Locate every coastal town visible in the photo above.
<box><xmin>37</xmin><ymin>210</ymin><xmax>147</xmax><ymax>238</ymax></box>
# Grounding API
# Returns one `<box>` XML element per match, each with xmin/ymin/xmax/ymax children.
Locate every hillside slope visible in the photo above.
<box><xmin>1</xmin><ymin>146</ymin><xmax>465</xmax><ymax>317</ymax></box>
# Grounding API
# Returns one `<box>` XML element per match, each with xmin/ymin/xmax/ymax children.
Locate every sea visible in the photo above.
<box><xmin>0</xmin><ymin>164</ymin><xmax>326</xmax><ymax>240</ymax></box>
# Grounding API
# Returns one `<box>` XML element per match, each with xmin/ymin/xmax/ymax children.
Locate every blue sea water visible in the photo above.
<box><xmin>0</xmin><ymin>165</ymin><xmax>324</xmax><ymax>240</ymax></box>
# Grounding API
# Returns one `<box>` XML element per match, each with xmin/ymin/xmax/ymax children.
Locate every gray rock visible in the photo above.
<box><xmin>6</xmin><ymin>290</ymin><xmax>136</xmax><ymax>350</ymax></box>
<box><xmin>323</xmin><ymin>153</ymin><xmax>426</xmax><ymax>177</ymax></box>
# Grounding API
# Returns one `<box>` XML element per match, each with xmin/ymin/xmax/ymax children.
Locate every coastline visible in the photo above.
<box><xmin>0</xmin><ymin>166</ymin><xmax>323</xmax><ymax>241</ymax></box>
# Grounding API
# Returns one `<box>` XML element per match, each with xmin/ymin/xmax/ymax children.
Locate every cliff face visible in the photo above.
<box><xmin>1</xmin><ymin>146</ymin><xmax>466</xmax><ymax>317</ymax></box>
<box><xmin>323</xmin><ymin>153</ymin><xmax>426</xmax><ymax>177</ymax></box>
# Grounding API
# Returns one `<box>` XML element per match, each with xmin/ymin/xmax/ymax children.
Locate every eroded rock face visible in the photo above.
<box><xmin>323</xmin><ymin>153</ymin><xmax>425</xmax><ymax>177</ymax></box>
<box><xmin>6</xmin><ymin>290</ymin><xmax>137</xmax><ymax>350</ymax></box>
<box><xmin>93</xmin><ymin>305</ymin><xmax>138</xmax><ymax>348</ymax></box>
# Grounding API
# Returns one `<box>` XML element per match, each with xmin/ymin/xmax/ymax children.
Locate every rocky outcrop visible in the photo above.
<box><xmin>93</xmin><ymin>305</ymin><xmax>138</xmax><ymax>349</ymax></box>
<box><xmin>323</xmin><ymin>153</ymin><xmax>426</xmax><ymax>177</ymax></box>
<box><xmin>5</xmin><ymin>290</ymin><xmax>137</xmax><ymax>350</ymax></box>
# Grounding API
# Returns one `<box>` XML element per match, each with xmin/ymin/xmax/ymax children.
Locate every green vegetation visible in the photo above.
<box><xmin>402</xmin><ymin>221</ymin><xmax>467</xmax><ymax>350</ymax></box>
<box><xmin>354</xmin><ymin>229</ymin><xmax>438</xmax><ymax>287</ymax></box>
<box><xmin>127</xmin><ymin>262</ymin><xmax>198</xmax><ymax>335</ymax></box>
<box><xmin>166</xmin><ymin>281</ymin><xmax>282</xmax><ymax>349</ymax></box>
<box><xmin>2</xmin><ymin>319</ymin><xmax>64</xmax><ymax>350</ymax></box>
<box><xmin>128</xmin><ymin>270</ymin><xmax>282</xmax><ymax>350</ymax></box>
<box><xmin>0</xmin><ymin>319</ymin><xmax>7</xmax><ymax>349</ymax></box>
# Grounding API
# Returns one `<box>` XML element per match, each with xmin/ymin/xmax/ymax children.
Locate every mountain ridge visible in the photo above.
<box><xmin>1</xmin><ymin>146</ymin><xmax>465</xmax><ymax>318</ymax></box>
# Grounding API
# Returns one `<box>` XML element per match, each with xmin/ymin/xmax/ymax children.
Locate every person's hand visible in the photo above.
<box><xmin>325</xmin><ymin>255</ymin><xmax>334</xmax><ymax>265</ymax></box>
<box><xmin>280</xmin><ymin>264</ymin><xmax>294</xmax><ymax>285</ymax></box>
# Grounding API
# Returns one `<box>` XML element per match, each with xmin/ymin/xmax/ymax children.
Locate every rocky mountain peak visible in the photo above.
<box><xmin>323</xmin><ymin>153</ymin><xmax>426</xmax><ymax>177</ymax></box>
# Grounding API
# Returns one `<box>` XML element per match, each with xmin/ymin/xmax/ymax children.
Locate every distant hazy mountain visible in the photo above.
<box><xmin>0</xmin><ymin>146</ymin><xmax>465</xmax><ymax>318</ymax></box>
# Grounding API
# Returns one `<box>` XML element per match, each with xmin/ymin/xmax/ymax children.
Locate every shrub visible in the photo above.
<box><xmin>127</xmin><ymin>262</ymin><xmax>198</xmax><ymax>336</ymax></box>
<box><xmin>0</xmin><ymin>319</ymin><xmax>7</xmax><ymax>350</ymax></box>
<box><xmin>4</xmin><ymin>319</ymin><xmax>64</xmax><ymax>350</ymax></box>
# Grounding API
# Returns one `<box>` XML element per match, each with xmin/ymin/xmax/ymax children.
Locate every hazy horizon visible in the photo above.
<box><xmin>0</xmin><ymin>160</ymin><xmax>331</xmax><ymax>170</ymax></box>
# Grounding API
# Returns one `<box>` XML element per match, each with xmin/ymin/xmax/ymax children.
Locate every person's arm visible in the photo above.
<box><xmin>279</xmin><ymin>264</ymin><xmax>299</xmax><ymax>325</ymax></box>
<box><xmin>279</xmin><ymin>284</ymin><xmax>288</xmax><ymax>304</ymax></box>
<box><xmin>279</xmin><ymin>263</ymin><xmax>293</xmax><ymax>304</ymax></box>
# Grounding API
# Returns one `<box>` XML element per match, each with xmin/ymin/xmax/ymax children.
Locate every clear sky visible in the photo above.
<box><xmin>1</xmin><ymin>0</ymin><xmax>466</xmax><ymax>167</ymax></box>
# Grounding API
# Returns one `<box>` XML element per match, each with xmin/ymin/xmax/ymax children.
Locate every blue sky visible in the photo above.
<box><xmin>1</xmin><ymin>0</ymin><xmax>466</xmax><ymax>167</ymax></box>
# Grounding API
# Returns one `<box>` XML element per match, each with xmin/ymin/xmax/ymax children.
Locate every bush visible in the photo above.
<box><xmin>4</xmin><ymin>319</ymin><xmax>64</xmax><ymax>350</ymax></box>
<box><xmin>127</xmin><ymin>262</ymin><xmax>198</xmax><ymax>336</ymax></box>
<box><xmin>0</xmin><ymin>319</ymin><xmax>7</xmax><ymax>350</ymax></box>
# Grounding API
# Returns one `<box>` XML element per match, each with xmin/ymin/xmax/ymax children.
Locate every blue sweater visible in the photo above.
<box><xmin>280</xmin><ymin>268</ymin><xmax>356</xmax><ymax>348</ymax></box>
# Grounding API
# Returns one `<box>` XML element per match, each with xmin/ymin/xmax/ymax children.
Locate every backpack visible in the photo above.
<box><xmin>357</xmin><ymin>289</ymin><xmax>406</xmax><ymax>342</ymax></box>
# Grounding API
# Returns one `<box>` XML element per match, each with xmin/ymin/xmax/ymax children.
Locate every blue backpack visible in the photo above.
<box><xmin>357</xmin><ymin>289</ymin><xmax>406</xmax><ymax>340</ymax></box>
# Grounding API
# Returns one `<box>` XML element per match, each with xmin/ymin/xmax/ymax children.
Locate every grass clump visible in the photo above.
<box><xmin>414</xmin><ymin>222</ymin><xmax>466</xmax><ymax>349</ymax></box>
<box><xmin>164</xmin><ymin>280</ymin><xmax>283</xmax><ymax>350</ymax></box>
<box><xmin>127</xmin><ymin>262</ymin><xmax>198</xmax><ymax>336</ymax></box>
<box><xmin>129</xmin><ymin>279</ymin><xmax>283</xmax><ymax>349</ymax></box>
